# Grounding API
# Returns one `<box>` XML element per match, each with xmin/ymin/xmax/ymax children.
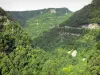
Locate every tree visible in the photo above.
<box><xmin>85</xmin><ymin>50</ymin><xmax>100</xmax><ymax>75</ymax></box>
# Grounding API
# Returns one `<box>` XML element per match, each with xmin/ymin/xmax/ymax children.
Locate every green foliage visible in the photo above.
<box><xmin>24</xmin><ymin>10</ymin><xmax>72</xmax><ymax>38</ymax></box>
<box><xmin>92</xmin><ymin>0</ymin><xmax>100</xmax><ymax>5</ymax></box>
<box><xmin>0</xmin><ymin>1</ymin><xmax>100</xmax><ymax>75</ymax></box>
<box><xmin>60</xmin><ymin>0</ymin><xmax>100</xmax><ymax>27</ymax></box>
<box><xmin>0</xmin><ymin>8</ymin><xmax>32</xmax><ymax>75</ymax></box>
<box><xmin>7</xmin><ymin>8</ymin><xmax>72</xmax><ymax>27</ymax></box>
<box><xmin>85</xmin><ymin>50</ymin><xmax>100</xmax><ymax>75</ymax></box>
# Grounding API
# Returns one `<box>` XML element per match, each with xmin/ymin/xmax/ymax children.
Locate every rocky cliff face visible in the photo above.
<box><xmin>82</xmin><ymin>23</ymin><xmax>100</xmax><ymax>29</ymax></box>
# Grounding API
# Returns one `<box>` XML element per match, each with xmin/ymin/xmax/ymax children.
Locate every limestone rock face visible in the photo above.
<box><xmin>50</xmin><ymin>9</ymin><xmax>56</xmax><ymax>13</ymax></box>
<box><xmin>82</xmin><ymin>23</ymin><xmax>100</xmax><ymax>29</ymax></box>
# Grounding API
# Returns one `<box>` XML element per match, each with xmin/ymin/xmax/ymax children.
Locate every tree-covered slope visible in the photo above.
<box><xmin>30</xmin><ymin>0</ymin><xmax>100</xmax><ymax>74</ymax></box>
<box><xmin>60</xmin><ymin>0</ymin><xmax>100</xmax><ymax>27</ymax></box>
<box><xmin>25</xmin><ymin>10</ymin><xmax>72</xmax><ymax>38</ymax></box>
<box><xmin>0</xmin><ymin>7</ymin><xmax>32</xmax><ymax>75</ymax></box>
<box><xmin>0</xmin><ymin>0</ymin><xmax>100</xmax><ymax>74</ymax></box>
<box><xmin>7</xmin><ymin>8</ymin><xmax>72</xmax><ymax>38</ymax></box>
<box><xmin>7</xmin><ymin>8</ymin><xmax>72</xmax><ymax>27</ymax></box>
<box><xmin>31</xmin><ymin>21</ymin><xmax>100</xmax><ymax>75</ymax></box>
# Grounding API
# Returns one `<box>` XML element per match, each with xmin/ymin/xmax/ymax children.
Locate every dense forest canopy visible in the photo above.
<box><xmin>60</xmin><ymin>0</ymin><xmax>100</xmax><ymax>27</ymax></box>
<box><xmin>7</xmin><ymin>8</ymin><xmax>73</xmax><ymax>38</ymax></box>
<box><xmin>0</xmin><ymin>0</ymin><xmax>100</xmax><ymax>75</ymax></box>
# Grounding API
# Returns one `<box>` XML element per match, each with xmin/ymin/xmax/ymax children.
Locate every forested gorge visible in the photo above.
<box><xmin>0</xmin><ymin>0</ymin><xmax>100</xmax><ymax>75</ymax></box>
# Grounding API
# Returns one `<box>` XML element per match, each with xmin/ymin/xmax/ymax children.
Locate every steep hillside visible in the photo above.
<box><xmin>31</xmin><ymin>0</ymin><xmax>100</xmax><ymax>74</ymax></box>
<box><xmin>60</xmin><ymin>0</ymin><xmax>100</xmax><ymax>27</ymax></box>
<box><xmin>7</xmin><ymin>8</ymin><xmax>72</xmax><ymax>27</ymax></box>
<box><xmin>25</xmin><ymin>10</ymin><xmax>72</xmax><ymax>38</ymax></box>
<box><xmin>0</xmin><ymin>7</ymin><xmax>31</xmax><ymax>53</ymax></box>
<box><xmin>7</xmin><ymin>8</ymin><xmax>72</xmax><ymax>38</ymax></box>
<box><xmin>0</xmin><ymin>7</ymin><xmax>32</xmax><ymax>75</ymax></box>
<box><xmin>0</xmin><ymin>0</ymin><xmax>100</xmax><ymax>74</ymax></box>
